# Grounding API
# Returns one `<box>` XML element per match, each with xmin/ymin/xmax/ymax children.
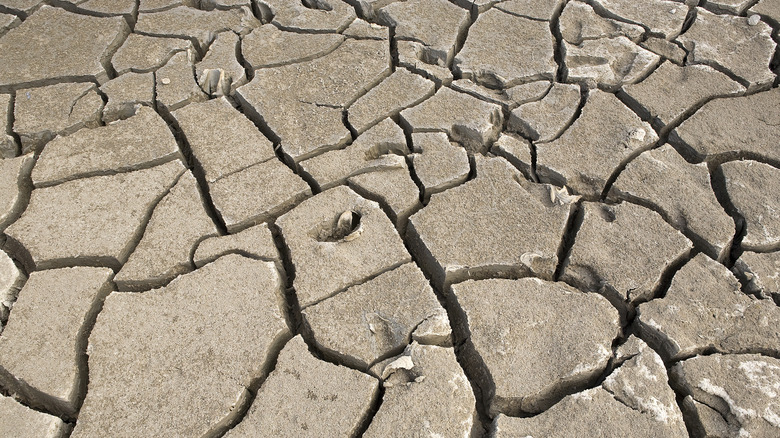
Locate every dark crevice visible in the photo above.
<box><xmin>550</xmin><ymin>0</ymin><xmax>569</xmax><ymax>82</ymax></box>
<box><xmin>646</xmin><ymin>247</ymin><xmax>698</xmax><ymax>302</ymax></box>
<box><xmin>0</xmin><ymin>4</ymin><xmax>26</xmax><ymax>20</ymax></box>
<box><xmin>351</xmin><ymin>384</ymin><xmax>384</xmax><ymax>437</ymax></box>
<box><xmin>447</xmin><ymin>0</ymin><xmax>478</xmax><ymax>72</ymax></box>
<box><xmin>155</xmin><ymin>105</ymin><xmax>229</xmax><ymax>235</ymax></box>
<box><xmin>267</xmin><ymin>221</ymin><xmax>300</xmax><ymax>335</ymax></box>
<box><xmin>709</xmin><ymin>164</ymin><xmax>747</xmax><ymax>268</ymax></box>
<box><xmin>599</xmin><ymin>136</ymin><xmax>663</xmax><ymax>202</ymax></box>
<box><xmin>342</xmin><ymin>109</ymin><xmax>358</xmax><ymax>141</ymax></box>
<box><xmin>553</xmin><ymin>200</ymin><xmax>583</xmax><ymax>281</ymax></box>
<box><xmin>235</xmin><ymin>33</ymin><xmax>255</xmax><ymax>84</ymax></box>
<box><xmin>388</xmin><ymin>25</ymin><xmax>398</xmax><ymax>71</ymax></box>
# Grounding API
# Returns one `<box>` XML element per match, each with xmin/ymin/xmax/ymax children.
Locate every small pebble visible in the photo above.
<box><xmin>748</xmin><ymin>15</ymin><xmax>761</xmax><ymax>26</ymax></box>
<box><xmin>161</xmin><ymin>77</ymin><xmax>171</xmax><ymax>85</ymax></box>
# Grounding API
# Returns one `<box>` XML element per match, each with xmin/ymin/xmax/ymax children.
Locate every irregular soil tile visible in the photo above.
<box><xmin>154</xmin><ymin>51</ymin><xmax>208</xmax><ymax>112</ymax></box>
<box><xmin>452</xmin><ymin>277</ymin><xmax>620</xmax><ymax>415</ymax></box>
<box><xmin>0</xmin><ymin>267</ymin><xmax>113</xmax><ymax>418</ymax></box>
<box><xmin>240</xmin><ymin>25</ymin><xmax>345</xmax><ymax>70</ymax></box>
<box><xmin>347</xmin><ymin>162</ymin><xmax>422</xmax><ymax>231</ymax></box>
<box><xmin>0</xmin><ymin>248</ymin><xmax>25</xmax><ymax>333</ymax></box>
<box><xmin>72</xmin><ymin>255</ymin><xmax>290</xmax><ymax>437</ymax></box>
<box><xmin>99</xmin><ymin>73</ymin><xmax>156</xmax><ymax>123</ymax></box>
<box><xmin>262</xmin><ymin>0</ymin><xmax>356</xmax><ymax>33</ymax></box>
<box><xmin>496</xmin><ymin>0</ymin><xmax>566</xmax><ymax>21</ymax></box>
<box><xmin>490</xmin><ymin>133</ymin><xmax>534</xmax><ymax>181</ymax></box>
<box><xmin>195</xmin><ymin>31</ymin><xmax>246</xmax><ymax>97</ymax></box>
<box><xmin>734</xmin><ymin>251</ymin><xmax>780</xmax><ymax>302</ymax></box>
<box><xmin>5</xmin><ymin>160</ymin><xmax>185</xmax><ymax>270</ymax></box>
<box><xmin>0</xmin><ymin>153</ymin><xmax>33</xmax><ymax>231</ymax></box>
<box><xmin>111</xmin><ymin>33</ymin><xmax>193</xmax><ymax>75</ymax></box>
<box><xmin>721</xmin><ymin>160</ymin><xmax>780</xmax><ymax>251</ymax></box>
<box><xmin>0</xmin><ymin>93</ymin><xmax>16</xmax><ymax>158</ymax></box>
<box><xmin>637</xmin><ymin>254</ymin><xmax>780</xmax><ymax>361</ymax></box>
<box><xmin>302</xmin><ymin>262</ymin><xmax>445</xmax><ymax>370</ymax></box>
<box><xmin>508</xmin><ymin>82</ymin><xmax>581</xmax><ymax>142</ymax></box>
<box><xmin>193</xmin><ymin>223</ymin><xmax>279</xmax><ymax>269</ymax></box>
<box><xmin>0</xmin><ymin>394</ymin><xmax>70</xmax><ymax>438</ymax></box>
<box><xmin>277</xmin><ymin>185</ymin><xmax>411</xmax><ymax>308</ymax></box>
<box><xmin>559</xmin><ymin>1</ymin><xmax>644</xmax><ymax>45</ymax></box>
<box><xmin>564</xmin><ymin>36</ymin><xmax>660</xmax><ymax>91</ymax></box>
<box><xmin>591</xmin><ymin>0</ymin><xmax>688</xmax><ymax>39</ymax></box>
<box><xmin>365</xmin><ymin>342</ymin><xmax>476</xmax><ymax>437</ymax></box>
<box><xmin>410</xmin><ymin>132</ymin><xmax>470</xmax><ymax>201</ymax></box>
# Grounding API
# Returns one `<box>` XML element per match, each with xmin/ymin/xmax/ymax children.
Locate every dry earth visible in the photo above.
<box><xmin>0</xmin><ymin>0</ymin><xmax>779</xmax><ymax>437</ymax></box>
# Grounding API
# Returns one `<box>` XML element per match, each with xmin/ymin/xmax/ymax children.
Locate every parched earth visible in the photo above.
<box><xmin>0</xmin><ymin>0</ymin><xmax>779</xmax><ymax>436</ymax></box>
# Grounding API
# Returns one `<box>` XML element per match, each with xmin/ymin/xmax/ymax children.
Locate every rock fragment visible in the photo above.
<box><xmin>722</xmin><ymin>160</ymin><xmax>780</xmax><ymax>251</ymax></box>
<box><xmin>73</xmin><ymin>255</ymin><xmax>290</xmax><ymax>437</ymax></box>
<box><xmin>5</xmin><ymin>161</ymin><xmax>185</xmax><ymax>270</ymax></box>
<box><xmin>408</xmin><ymin>156</ymin><xmax>575</xmax><ymax>287</ymax></box>
<box><xmin>155</xmin><ymin>51</ymin><xmax>208</xmax><ymax>112</ymax></box>
<box><xmin>559</xmin><ymin>1</ymin><xmax>644</xmax><ymax>44</ymax></box>
<box><xmin>194</xmin><ymin>223</ymin><xmax>279</xmax><ymax>268</ymax></box>
<box><xmin>302</xmin><ymin>263</ymin><xmax>444</xmax><ymax>370</ymax></box>
<box><xmin>508</xmin><ymin>82</ymin><xmax>581</xmax><ymax>142</ymax></box>
<box><xmin>210</xmin><ymin>158</ymin><xmax>311</xmax><ymax>233</ymax></box>
<box><xmin>111</xmin><ymin>34</ymin><xmax>193</xmax><ymax>75</ymax></box>
<box><xmin>734</xmin><ymin>251</ymin><xmax>780</xmax><ymax>302</ymax></box>
<box><xmin>0</xmin><ymin>267</ymin><xmax>113</xmax><ymax>418</ymax></box>
<box><xmin>453</xmin><ymin>277</ymin><xmax>620</xmax><ymax>415</ymax></box>
<box><xmin>536</xmin><ymin>90</ymin><xmax>657</xmax><ymax>198</ymax></box>
<box><xmin>455</xmin><ymin>8</ymin><xmax>557</xmax><ymax>88</ymax></box>
<box><xmin>99</xmin><ymin>73</ymin><xmax>156</xmax><ymax>123</ymax></box>
<box><xmin>32</xmin><ymin>106</ymin><xmax>181</xmax><ymax>187</ymax></box>
<box><xmin>300</xmin><ymin>118</ymin><xmax>408</xmax><ymax>190</ymax></box>
<box><xmin>611</xmin><ymin>144</ymin><xmax>735</xmax><ymax>261</ymax></box>
<box><xmin>622</xmin><ymin>62</ymin><xmax>744</xmax><ymax>131</ymax></box>
<box><xmin>678</xmin><ymin>9</ymin><xmax>776</xmax><ymax>91</ymax></box>
<box><xmin>673</xmin><ymin>88</ymin><xmax>780</xmax><ymax>163</ymax></box>
<box><xmin>564</xmin><ymin>36</ymin><xmax>660</xmax><ymax>90</ymax></box>
<box><xmin>561</xmin><ymin>202</ymin><xmax>692</xmax><ymax>310</ymax></box>
<box><xmin>115</xmin><ymin>172</ymin><xmax>218</xmax><ymax>291</ymax></box>
<box><xmin>364</xmin><ymin>342</ymin><xmax>476</xmax><ymax>437</ymax></box>
<box><xmin>0</xmin><ymin>153</ymin><xmax>33</xmax><ymax>231</ymax></box>
<box><xmin>347</xmin><ymin>162</ymin><xmax>422</xmax><ymax>231</ymax></box>
<box><xmin>348</xmin><ymin>68</ymin><xmax>435</xmax><ymax>135</ymax></box>
<box><xmin>591</xmin><ymin>0</ymin><xmax>688</xmax><ymax>39</ymax></box>
<box><xmin>172</xmin><ymin>97</ymin><xmax>275</xmax><ymax>183</ymax></box>
<box><xmin>195</xmin><ymin>31</ymin><xmax>246</xmax><ymax>97</ymax></box>
<box><xmin>241</xmin><ymin>25</ymin><xmax>345</xmax><ymax>69</ymax></box>
<box><xmin>410</xmin><ymin>132</ymin><xmax>470</xmax><ymax>200</ymax></box>
<box><xmin>261</xmin><ymin>0</ymin><xmax>356</xmax><ymax>32</ymax></box>
<box><xmin>0</xmin><ymin>249</ymin><xmax>25</xmax><ymax>333</ymax></box>
<box><xmin>0</xmin><ymin>93</ymin><xmax>17</xmax><ymax>158</ymax></box>
<box><xmin>672</xmin><ymin>354</ymin><xmax>780</xmax><ymax>438</ymax></box>
<box><xmin>0</xmin><ymin>394</ymin><xmax>70</xmax><ymax>438</ymax></box>
<box><xmin>0</xmin><ymin>6</ymin><xmax>129</xmax><ymax>87</ymax></box>
<box><xmin>226</xmin><ymin>335</ymin><xmax>377</xmax><ymax>436</ymax></box>
<box><xmin>494</xmin><ymin>337</ymin><xmax>686</xmax><ymax>437</ymax></box>
<box><xmin>378</xmin><ymin>0</ymin><xmax>470</xmax><ymax>67</ymax></box>
<box><xmin>637</xmin><ymin>254</ymin><xmax>780</xmax><ymax>361</ymax></box>
<box><xmin>277</xmin><ymin>186</ymin><xmax>411</xmax><ymax>307</ymax></box>
<box><xmin>14</xmin><ymin>82</ymin><xmax>104</xmax><ymax>154</ymax></box>
<box><xmin>400</xmin><ymin>86</ymin><xmax>503</xmax><ymax>154</ymax></box>
<box><xmin>235</xmin><ymin>38</ymin><xmax>390</xmax><ymax>161</ymax></box>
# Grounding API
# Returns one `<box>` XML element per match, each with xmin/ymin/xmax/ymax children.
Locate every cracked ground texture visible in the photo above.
<box><xmin>0</xmin><ymin>0</ymin><xmax>779</xmax><ymax>437</ymax></box>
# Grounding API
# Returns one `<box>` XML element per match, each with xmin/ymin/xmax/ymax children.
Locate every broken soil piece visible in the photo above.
<box><xmin>277</xmin><ymin>186</ymin><xmax>411</xmax><ymax>308</ymax></box>
<box><xmin>559</xmin><ymin>1</ymin><xmax>644</xmax><ymax>45</ymax></box>
<box><xmin>508</xmin><ymin>82</ymin><xmax>580</xmax><ymax>142</ymax></box>
<box><xmin>155</xmin><ymin>51</ymin><xmax>208</xmax><ymax>112</ymax></box>
<box><xmin>734</xmin><ymin>251</ymin><xmax>780</xmax><ymax>302</ymax></box>
<box><xmin>408</xmin><ymin>156</ymin><xmax>575</xmax><ymax>288</ymax></box>
<box><xmin>591</xmin><ymin>0</ymin><xmax>688</xmax><ymax>39</ymax></box>
<box><xmin>454</xmin><ymin>8</ymin><xmax>557</xmax><ymax>88</ymax></box>
<box><xmin>115</xmin><ymin>172</ymin><xmax>218</xmax><ymax>291</ymax></box>
<box><xmin>673</xmin><ymin>88</ymin><xmax>780</xmax><ymax>164</ymax></box>
<box><xmin>240</xmin><ymin>25</ymin><xmax>345</xmax><ymax>69</ymax></box>
<box><xmin>302</xmin><ymin>263</ymin><xmax>445</xmax><ymax>370</ymax></box>
<box><xmin>564</xmin><ymin>36</ymin><xmax>660</xmax><ymax>91</ymax></box>
<box><xmin>494</xmin><ymin>337</ymin><xmax>686</xmax><ymax>437</ymax></box>
<box><xmin>378</xmin><ymin>0</ymin><xmax>470</xmax><ymax>67</ymax></box>
<box><xmin>678</xmin><ymin>9</ymin><xmax>776</xmax><ymax>92</ymax></box>
<box><xmin>611</xmin><ymin>144</ymin><xmax>735</xmax><ymax>262</ymax></box>
<box><xmin>262</xmin><ymin>0</ymin><xmax>355</xmax><ymax>33</ymax></box>
<box><xmin>193</xmin><ymin>223</ymin><xmax>280</xmax><ymax>269</ymax></box>
<box><xmin>111</xmin><ymin>33</ymin><xmax>193</xmax><ymax>75</ymax></box>
<box><xmin>410</xmin><ymin>132</ymin><xmax>470</xmax><ymax>201</ymax></box>
<box><xmin>450</xmin><ymin>79</ymin><xmax>552</xmax><ymax>110</ymax></box>
<box><xmin>708</xmin><ymin>0</ymin><xmax>756</xmax><ymax>13</ymax></box>
<box><xmin>348</xmin><ymin>68</ymin><xmax>435</xmax><ymax>135</ymax></box>
<box><xmin>622</xmin><ymin>62</ymin><xmax>744</xmax><ymax>131</ymax></box>
<box><xmin>536</xmin><ymin>90</ymin><xmax>658</xmax><ymax>198</ymax></box>
<box><xmin>225</xmin><ymin>335</ymin><xmax>377</xmax><ymax>436</ymax></box>
<box><xmin>637</xmin><ymin>254</ymin><xmax>780</xmax><ymax>361</ymax></box>
<box><xmin>172</xmin><ymin>97</ymin><xmax>275</xmax><ymax>183</ymax></box>
<box><xmin>364</xmin><ymin>342</ymin><xmax>476</xmax><ymax>437</ymax></box>
<box><xmin>490</xmin><ymin>133</ymin><xmax>534</xmax><ymax>181</ymax></box>
<box><xmin>671</xmin><ymin>354</ymin><xmax>780</xmax><ymax>438</ymax></box>
<box><xmin>0</xmin><ymin>394</ymin><xmax>70</xmax><ymax>438</ymax></box>
<box><xmin>347</xmin><ymin>162</ymin><xmax>422</xmax><ymax>232</ymax></box>
<box><xmin>721</xmin><ymin>160</ymin><xmax>780</xmax><ymax>251</ymax></box>
<box><xmin>0</xmin><ymin>249</ymin><xmax>25</xmax><ymax>333</ymax></box>
<box><xmin>14</xmin><ymin>82</ymin><xmax>104</xmax><ymax>154</ymax></box>
<box><xmin>195</xmin><ymin>31</ymin><xmax>246</xmax><ymax>97</ymax></box>
<box><xmin>400</xmin><ymin>86</ymin><xmax>503</xmax><ymax>154</ymax></box>
<box><xmin>0</xmin><ymin>94</ymin><xmax>17</xmax><ymax>158</ymax></box>
<box><xmin>210</xmin><ymin>158</ymin><xmax>311</xmax><ymax>233</ymax></box>
<box><xmin>32</xmin><ymin>106</ymin><xmax>181</xmax><ymax>187</ymax></box>
<box><xmin>5</xmin><ymin>160</ymin><xmax>185</xmax><ymax>270</ymax></box>
<box><xmin>639</xmin><ymin>37</ymin><xmax>686</xmax><ymax>65</ymax></box>
<box><xmin>452</xmin><ymin>277</ymin><xmax>620</xmax><ymax>416</ymax></box>
<box><xmin>0</xmin><ymin>267</ymin><xmax>113</xmax><ymax>418</ymax></box>
<box><xmin>560</xmin><ymin>201</ymin><xmax>692</xmax><ymax>311</ymax></box>
<box><xmin>100</xmin><ymin>73</ymin><xmax>156</xmax><ymax>123</ymax></box>
<box><xmin>300</xmin><ymin>118</ymin><xmax>408</xmax><ymax>191</ymax></box>
<box><xmin>395</xmin><ymin>40</ymin><xmax>455</xmax><ymax>86</ymax></box>
<box><xmin>73</xmin><ymin>255</ymin><xmax>290</xmax><ymax>437</ymax></box>
<box><xmin>0</xmin><ymin>5</ymin><xmax>128</xmax><ymax>87</ymax></box>
<box><xmin>0</xmin><ymin>153</ymin><xmax>34</xmax><ymax>231</ymax></box>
